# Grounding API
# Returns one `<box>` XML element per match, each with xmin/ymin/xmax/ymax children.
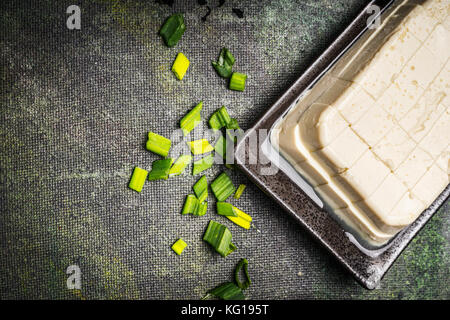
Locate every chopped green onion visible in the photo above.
<box><xmin>189</xmin><ymin>139</ymin><xmax>214</xmax><ymax>155</ymax></box>
<box><xmin>216</xmin><ymin>202</ymin><xmax>237</xmax><ymax>217</ymax></box>
<box><xmin>182</xmin><ymin>194</ymin><xmax>198</xmax><ymax>215</ymax></box>
<box><xmin>229</xmin><ymin>72</ymin><xmax>247</xmax><ymax>91</ymax></box>
<box><xmin>226</xmin><ymin>118</ymin><xmax>240</xmax><ymax>130</ymax></box>
<box><xmin>214</xmin><ymin>135</ymin><xmax>227</xmax><ymax>159</ymax></box>
<box><xmin>180</xmin><ymin>101</ymin><xmax>203</xmax><ymax>136</ymax></box>
<box><xmin>234</xmin><ymin>184</ymin><xmax>246</xmax><ymax>199</ymax></box>
<box><xmin>128</xmin><ymin>167</ymin><xmax>148</xmax><ymax>192</ymax></box>
<box><xmin>193</xmin><ymin>176</ymin><xmax>208</xmax><ymax>203</ymax></box>
<box><xmin>172</xmin><ymin>52</ymin><xmax>190</xmax><ymax>80</ymax></box>
<box><xmin>147</xmin><ymin>158</ymin><xmax>174</xmax><ymax>181</ymax></box>
<box><xmin>208</xmin><ymin>282</ymin><xmax>244</xmax><ymax>300</ymax></box>
<box><xmin>146</xmin><ymin>131</ymin><xmax>171</xmax><ymax>157</ymax></box>
<box><xmin>234</xmin><ymin>258</ymin><xmax>251</xmax><ymax>290</ymax></box>
<box><xmin>225</xmin><ymin>163</ymin><xmax>236</xmax><ymax>170</ymax></box>
<box><xmin>211</xmin><ymin>48</ymin><xmax>235</xmax><ymax>78</ymax></box>
<box><xmin>209</xmin><ymin>106</ymin><xmax>231</xmax><ymax>130</ymax></box>
<box><xmin>159</xmin><ymin>13</ymin><xmax>185</xmax><ymax>47</ymax></box>
<box><xmin>203</xmin><ymin>220</ymin><xmax>236</xmax><ymax>257</ymax></box>
<box><xmin>171</xmin><ymin>238</ymin><xmax>188</xmax><ymax>255</ymax></box>
<box><xmin>192</xmin><ymin>154</ymin><xmax>214</xmax><ymax>175</ymax></box>
<box><xmin>211</xmin><ymin>172</ymin><xmax>236</xmax><ymax>201</ymax></box>
<box><xmin>181</xmin><ymin>194</ymin><xmax>207</xmax><ymax>216</ymax></box>
<box><xmin>227</xmin><ymin>207</ymin><xmax>252</xmax><ymax>229</ymax></box>
<box><xmin>169</xmin><ymin>155</ymin><xmax>192</xmax><ymax>177</ymax></box>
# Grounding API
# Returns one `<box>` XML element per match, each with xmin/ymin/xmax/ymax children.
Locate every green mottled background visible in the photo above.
<box><xmin>0</xmin><ymin>0</ymin><xmax>448</xmax><ymax>300</ymax></box>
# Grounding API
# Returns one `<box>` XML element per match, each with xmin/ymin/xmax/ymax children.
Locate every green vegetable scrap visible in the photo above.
<box><xmin>171</xmin><ymin>238</ymin><xmax>188</xmax><ymax>255</ymax></box>
<box><xmin>234</xmin><ymin>258</ymin><xmax>251</xmax><ymax>290</ymax></box>
<box><xmin>159</xmin><ymin>13</ymin><xmax>186</xmax><ymax>47</ymax></box>
<box><xmin>146</xmin><ymin>131</ymin><xmax>171</xmax><ymax>157</ymax></box>
<box><xmin>181</xmin><ymin>194</ymin><xmax>207</xmax><ymax>216</ymax></box>
<box><xmin>203</xmin><ymin>220</ymin><xmax>236</xmax><ymax>257</ymax></box>
<box><xmin>210</xmin><ymin>171</ymin><xmax>236</xmax><ymax>201</ymax></box>
<box><xmin>212</xmin><ymin>48</ymin><xmax>235</xmax><ymax>78</ymax></box>
<box><xmin>216</xmin><ymin>202</ymin><xmax>237</xmax><ymax>217</ymax></box>
<box><xmin>208</xmin><ymin>282</ymin><xmax>244</xmax><ymax>300</ymax></box>
<box><xmin>193</xmin><ymin>176</ymin><xmax>208</xmax><ymax>203</ymax></box>
<box><xmin>128</xmin><ymin>167</ymin><xmax>148</xmax><ymax>192</ymax></box>
<box><xmin>229</xmin><ymin>72</ymin><xmax>247</xmax><ymax>91</ymax></box>
<box><xmin>180</xmin><ymin>101</ymin><xmax>203</xmax><ymax>136</ymax></box>
<box><xmin>172</xmin><ymin>52</ymin><xmax>190</xmax><ymax>80</ymax></box>
<box><xmin>169</xmin><ymin>155</ymin><xmax>192</xmax><ymax>177</ymax></box>
<box><xmin>209</xmin><ymin>106</ymin><xmax>231</xmax><ymax>130</ymax></box>
<box><xmin>147</xmin><ymin>158</ymin><xmax>174</xmax><ymax>181</ymax></box>
<box><xmin>192</xmin><ymin>154</ymin><xmax>214</xmax><ymax>175</ymax></box>
<box><xmin>234</xmin><ymin>184</ymin><xmax>246</xmax><ymax>199</ymax></box>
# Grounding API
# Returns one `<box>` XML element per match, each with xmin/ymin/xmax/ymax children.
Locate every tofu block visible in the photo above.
<box><xmin>395</xmin><ymin>146</ymin><xmax>434</xmax><ymax>189</ymax></box>
<box><xmin>424</xmin><ymin>24</ymin><xmax>450</xmax><ymax>66</ymax></box>
<box><xmin>419</xmin><ymin>108</ymin><xmax>450</xmax><ymax>158</ymax></box>
<box><xmin>402</xmin><ymin>4</ymin><xmax>439</xmax><ymax>41</ymax></box>
<box><xmin>333</xmin><ymin>83</ymin><xmax>376</xmax><ymax>124</ymax></box>
<box><xmin>373</xmin><ymin>126</ymin><xmax>417</xmax><ymax>171</ymax></box>
<box><xmin>422</xmin><ymin>0</ymin><xmax>450</xmax><ymax>23</ymax></box>
<box><xmin>412</xmin><ymin>164</ymin><xmax>449</xmax><ymax>206</ymax></box>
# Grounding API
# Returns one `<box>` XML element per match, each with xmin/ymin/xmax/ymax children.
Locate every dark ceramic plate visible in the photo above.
<box><xmin>235</xmin><ymin>0</ymin><xmax>450</xmax><ymax>289</ymax></box>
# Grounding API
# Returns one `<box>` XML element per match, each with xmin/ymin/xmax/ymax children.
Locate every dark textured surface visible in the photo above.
<box><xmin>0</xmin><ymin>0</ymin><xmax>449</xmax><ymax>299</ymax></box>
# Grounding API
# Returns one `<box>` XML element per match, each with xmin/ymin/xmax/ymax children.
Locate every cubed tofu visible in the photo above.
<box><xmin>395</xmin><ymin>146</ymin><xmax>434</xmax><ymax>189</ymax></box>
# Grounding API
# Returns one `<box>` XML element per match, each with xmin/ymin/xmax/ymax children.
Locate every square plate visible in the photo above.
<box><xmin>235</xmin><ymin>0</ymin><xmax>450</xmax><ymax>289</ymax></box>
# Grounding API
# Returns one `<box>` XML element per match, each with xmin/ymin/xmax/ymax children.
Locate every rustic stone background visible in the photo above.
<box><xmin>1</xmin><ymin>0</ymin><xmax>448</xmax><ymax>299</ymax></box>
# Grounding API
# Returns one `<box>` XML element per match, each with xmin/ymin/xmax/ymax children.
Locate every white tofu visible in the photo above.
<box><xmin>419</xmin><ymin>108</ymin><xmax>450</xmax><ymax>158</ymax></box>
<box><xmin>389</xmin><ymin>192</ymin><xmax>426</xmax><ymax>226</ymax></box>
<box><xmin>294</xmin><ymin>160</ymin><xmax>328</xmax><ymax>187</ymax></box>
<box><xmin>424</xmin><ymin>24</ymin><xmax>450</xmax><ymax>65</ymax></box>
<box><xmin>352</xmin><ymin>102</ymin><xmax>396</xmax><ymax>147</ymax></box>
<box><xmin>422</xmin><ymin>0</ymin><xmax>450</xmax><ymax>23</ymax></box>
<box><xmin>333</xmin><ymin>83</ymin><xmax>376</xmax><ymax>124</ymax></box>
<box><xmin>298</xmin><ymin>103</ymin><xmax>348</xmax><ymax>151</ymax></box>
<box><xmin>373</xmin><ymin>126</ymin><xmax>417</xmax><ymax>170</ymax></box>
<box><xmin>334</xmin><ymin>150</ymin><xmax>390</xmax><ymax>201</ymax></box>
<box><xmin>402</xmin><ymin>4</ymin><xmax>439</xmax><ymax>42</ymax></box>
<box><xmin>426</xmin><ymin>60</ymin><xmax>450</xmax><ymax>108</ymax></box>
<box><xmin>412</xmin><ymin>163</ymin><xmax>449</xmax><ymax>206</ymax></box>
<box><xmin>435</xmin><ymin>147</ymin><xmax>450</xmax><ymax>174</ymax></box>
<box><xmin>315</xmin><ymin>184</ymin><xmax>347</xmax><ymax>210</ymax></box>
<box><xmin>354</xmin><ymin>173</ymin><xmax>408</xmax><ymax>232</ymax></box>
<box><xmin>312</xmin><ymin>128</ymin><xmax>368</xmax><ymax>175</ymax></box>
<box><xmin>395</xmin><ymin>146</ymin><xmax>434</xmax><ymax>189</ymax></box>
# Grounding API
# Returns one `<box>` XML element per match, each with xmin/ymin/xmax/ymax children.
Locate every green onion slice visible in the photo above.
<box><xmin>193</xmin><ymin>176</ymin><xmax>208</xmax><ymax>203</ymax></box>
<box><xmin>180</xmin><ymin>101</ymin><xmax>203</xmax><ymax>136</ymax></box>
<box><xmin>146</xmin><ymin>131</ymin><xmax>171</xmax><ymax>158</ymax></box>
<box><xmin>209</xmin><ymin>106</ymin><xmax>231</xmax><ymax>130</ymax></box>
<box><xmin>211</xmin><ymin>48</ymin><xmax>235</xmax><ymax>78</ymax></box>
<box><xmin>226</xmin><ymin>118</ymin><xmax>240</xmax><ymax>130</ymax></box>
<box><xmin>234</xmin><ymin>258</ymin><xmax>251</xmax><ymax>290</ymax></box>
<box><xmin>211</xmin><ymin>172</ymin><xmax>236</xmax><ymax>201</ymax></box>
<box><xmin>234</xmin><ymin>184</ymin><xmax>246</xmax><ymax>199</ymax></box>
<box><xmin>208</xmin><ymin>282</ymin><xmax>244</xmax><ymax>300</ymax></box>
<box><xmin>229</xmin><ymin>72</ymin><xmax>247</xmax><ymax>91</ymax></box>
<box><xmin>147</xmin><ymin>158</ymin><xmax>174</xmax><ymax>181</ymax></box>
<box><xmin>159</xmin><ymin>13</ymin><xmax>186</xmax><ymax>47</ymax></box>
<box><xmin>216</xmin><ymin>202</ymin><xmax>237</xmax><ymax>217</ymax></box>
<box><xmin>189</xmin><ymin>139</ymin><xmax>214</xmax><ymax>155</ymax></box>
<box><xmin>181</xmin><ymin>194</ymin><xmax>207</xmax><ymax>216</ymax></box>
<box><xmin>203</xmin><ymin>220</ymin><xmax>236</xmax><ymax>257</ymax></box>
<box><xmin>169</xmin><ymin>155</ymin><xmax>192</xmax><ymax>177</ymax></box>
<box><xmin>192</xmin><ymin>154</ymin><xmax>214</xmax><ymax>175</ymax></box>
<box><xmin>128</xmin><ymin>167</ymin><xmax>148</xmax><ymax>192</ymax></box>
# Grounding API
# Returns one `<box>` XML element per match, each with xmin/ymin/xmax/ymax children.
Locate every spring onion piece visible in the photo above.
<box><xmin>172</xmin><ymin>52</ymin><xmax>190</xmax><ymax>80</ymax></box>
<box><xmin>171</xmin><ymin>238</ymin><xmax>188</xmax><ymax>255</ymax></box>
<box><xmin>193</xmin><ymin>176</ymin><xmax>208</xmax><ymax>203</ymax></box>
<box><xmin>128</xmin><ymin>167</ymin><xmax>148</xmax><ymax>192</ymax></box>
<box><xmin>182</xmin><ymin>194</ymin><xmax>198</xmax><ymax>215</ymax></box>
<box><xmin>227</xmin><ymin>207</ymin><xmax>252</xmax><ymax>230</ymax></box>
<box><xmin>203</xmin><ymin>220</ymin><xmax>236</xmax><ymax>257</ymax></box>
<box><xmin>181</xmin><ymin>194</ymin><xmax>207</xmax><ymax>216</ymax></box>
<box><xmin>192</xmin><ymin>154</ymin><xmax>214</xmax><ymax>175</ymax></box>
<box><xmin>208</xmin><ymin>282</ymin><xmax>244</xmax><ymax>300</ymax></box>
<box><xmin>209</xmin><ymin>106</ymin><xmax>231</xmax><ymax>130</ymax></box>
<box><xmin>159</xmin><ymin>13</ymin><xmax>185</xmax><ymax>47</ymax></box>
<box><xmin>226</xmin><ymin>118</ymin><xmax>240</xmax><ymax>130</ymax></box>
<box><xmin>146</xmin><ymin>131</ymin><xmax>171</xmax><ymax>157</ymax></box>
<box><xmin>189</xmin><ymin>139</ymin><xmax>214</xmax><ymax>155</ymax></box>
<box><xmin>211</xmin><ymin>48</ymin><xmax>235</xmax><ymax>78</ymax></box>
<box><xmin>234</xmin><ymin>258</ymin><xmax>251</xmax><ymax>290</ymax></box>
<box><xmin>216</xmin><ymin>202</ymin><xmax>237</xmax><ymax>217</ymax></box>
<box><xmin>169</xmin><ymin>155</ymin><xmax>192</xmax><ymax>176</ymax></box>
<box><xmin>211</xmin><ymin>172</ymin><xmax>236</xmax><ymax>201</ymax></box>
<box><xmin>147</xmin><ymin>158</ymin><xmax>174</xmax><ymax>181</ymax></box>
<box><xmin>229</xmin><ymin>72</ymin><xmax>247</xmax><ymax>91</ymax></box>
<box><xmin>234</xmin><ymin>184</ymin><xmax>246</xmax><ymax>199</ymax></box>
<box><xmin>214</xmin><ymin>135</ymin><xmax>227</xmax><ymax>159</ymax></box>
<box><xmin>180</xmin><ymin>101</ymin><xmax>203</xmax><ymax>136</ymax></box>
